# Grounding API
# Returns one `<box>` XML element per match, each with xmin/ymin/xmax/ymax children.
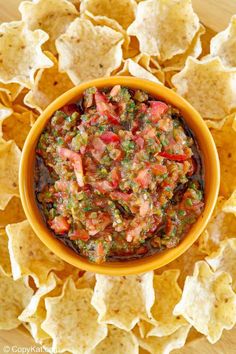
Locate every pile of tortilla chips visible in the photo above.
<box><xmin>0</xmin><ymin>0</ymin><xmax>236</xmax><ymax>353</ymax></box>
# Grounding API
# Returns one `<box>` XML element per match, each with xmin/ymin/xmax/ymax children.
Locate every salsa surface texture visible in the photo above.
<box><xmin>35</xmin><ymin>85</ymin><xmax>204</xmax><ymax>263</ymax></box>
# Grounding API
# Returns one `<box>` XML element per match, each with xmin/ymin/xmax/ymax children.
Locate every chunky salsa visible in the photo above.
<box><xmin>35</xmin><ymin>85</ymin><xmax>204</xmax><ymax>263</ymax></box>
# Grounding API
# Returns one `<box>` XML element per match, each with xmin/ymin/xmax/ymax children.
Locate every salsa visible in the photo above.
<box><xmin>35</xmin><ymin>85</ymin><xmax>204</xmax><ymax>264</ymax></box>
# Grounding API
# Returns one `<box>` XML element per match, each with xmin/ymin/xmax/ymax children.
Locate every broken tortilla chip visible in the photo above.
<box><xmin>91</xmin><ymin>272</ymin><xmax>155</xmax><ymax>331</ymax></box>
<box><xmin>174</xmin><ymin>261</ymin><xmax>236</xmax><ymax>344</ymax></box>
<box><xmin>0</xmin><ymin>104</ymin><xmax>13</xmax><ymax>127</ymax></box>
<box><xmin>56</xmin><ymin>18</ymin><xmax>124</xmax><ymax>84</ymax></box>
<box><xmin>42</xmin><ymin>278</ymin><xmax>107</xmax><ymax>353</ymax></box>
<box><xmin>222</xmin><ymin>190</ymin><xmax>236</xmax><ymax>216</ymax></box>
<box><xmin>0</xmin><ymin>229</ymin><xmax>12</xmax><ymax>276</ymax></box>
<box><xmin>0</xmin><ymin>82</ymin><xmax>23</xmax><ymax>102</ymax></box>
<box><xmin>0</xmin><ymin>197</ymin><xmax>25</xmax><ymax>228</ymax></box>
<box><xmin>0</xmin><ymin>21</ymin><xmax>53</xmax><ymax>89</ymax></box>
<box><xmin>117</xmin><ymin>59</ymin><xmax>163</xmax><ymax>84</ymax></box>
<box><xmin>0</xmin><ymin>269</ymin><xmax>33</xmax><ymax>330</ymax></box>
<box><xmin>127</xmin><ymin>0</ymin><xmax>200</xmax><ymax>61</ymax></box>
<box><xmin>6</xmin><ymin>220</ymin><xmax>65</xmax><ymax>287</ymax></box>
<box><xmin>172</xmin><ymin>57</ymin><xmax>236</xmax><ymax>119</ymax></box>
<box><xmin>19</xmin><ymin>0</ymin><xmax>79</xmax><ymax>55</ymax></box>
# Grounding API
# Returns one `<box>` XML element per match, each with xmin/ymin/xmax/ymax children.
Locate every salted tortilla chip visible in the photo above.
<box><xmin>0</xmin><ymin>269</ymin><xmax>33</xmax><ymax>329</ymax></box>
<box><xmin>19</xmin><ymin>272</ymin><xmax>62</xmax><ymax>343</ymax></box>
<box><xmin>210</xmin><ymin>114</ymin><xmax>236</xmax><ymax>197</ymax></box>
<box><xmin>199</xmin><ymin>197</ymin><xmax>236</xmax><ymax>255</ymax></box>
<box><xmin>163</xmin><ymin>25</ymin><xmax>205</xmax><ymax>72</ymax></box>
<box><xmin>206</xmin><ymin>239</ymin><xmax>236</xmax><ymax>292</ymax></box>
<box><xmin>0</xmin><ymin>197</ymin><xmax>25</xmax><ymax>228</ymax></box>
<box><xmin>19</xmin><ymin>0</ymin><xmax>79</xmax><ymax>55</ymax></box>
<box><xmin>117</xmin><ymin>59</ymin><xmax>163</xmax><ymax>84</ymax></box>
<box><xmin>56</xmin><ymin>18</ymin><xmax>124</xmax><ymax>84</ymax></box>
<box><xmin>155</xmin><ymin>243</ymin><xmax>205</xmax><ymax>288</ymax></box>
<box><xmin>144</xmin><ymin>270</ymin><xmax>187</xmax><ymax>337</ymax></box>
<box><xmin>0</xmin><ymin>83</ymin><xmax>23</xmax><ymax>102</ymax></box>
<box><xmin>0</xmin><ymin>229</ymin><xmax>11</xmax><ymax>276</ymax></box>
<box><xmin>91</xmin><ymin>272</ymin><xmax>155</xmax><ymax>331</ymax></box>
<box><xmin>127</xmin><ymin>0</ymin><xmax>200</xmax><ymax>61</ymax></box>
<box><xmin>0</xmin><ymin>104</ymin><xmax>13</xmax><ymax>126</ymax></box>
<box><xmin>0</xmin><ymin>21</ymin><xmax>53</xmax><ymax>89</ymax></box>
<box><xmin>210</xmin><ymin>15</ymin><xmax>236</xmax><ymax>68</ymax></box>
<box><xmin>134</xmin><ymin>324</ymin><xmax>191</xmax><ymax>354</ymax></box>
<box><xmin>172</xmin><ymin>57</ymin><xmax>236</xmax><ymax>119</ymax></box>
<box><xmin>0</xmin><ymin>138</ymin><xmax>21</xmax><ymax>209</ymax></box>
<box><xmin>80</xmin><ymin>0</ymin><xmax>137</xmax><ymax>29</ymax></box>
<box><xmin>173</xmin><ymin>261</ymin><xmax>236</xmax><ymax>344</ymax></box>
<box><xmin>90</xmin><ymin>325</ymin><xmax>139</xmax><ymax>354</ymax></box>
<box><xmin>6</xmin><ymin>220</ymin><xmax>65</xmax><ymax>287</ymax></box>
<box><xmin>205</xmin><ymin>118</ymin><xmax>227</xmax><ymax>130</ymax></box>
<box><xmin>42</xmin><ymin>278</ymin><xmax>107</xmax><ymax>353</ymax></box>
<box><xmin>24</xmin><ymin>52</ymin><xmax>74</xmax><ymax>113</ymax></box>
<box><xmin>222</xmin><ymin>190</ymin><xmax>236</xmax><ymax>216</ymax></box>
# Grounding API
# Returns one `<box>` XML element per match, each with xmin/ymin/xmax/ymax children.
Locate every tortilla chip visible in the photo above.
<box><xmin>222</xmin><ymin>190</ymin><xmax>236</xmax><ymax>216</ymax></box>
<box><xmin>0</xmin><ymin>269</ymin><xmax>33</xmax><ymax>330</ymax></box>
<box><xmin>0</xmin><ymin>21</ymin><xmax>53</xmax><ymax>89</ymax></box>
<box><xmin>134</xmin><ymin>324</ymin><xmax>191</xmax><ymax>354</ymax></box>
<box><xmin>174</xmin><ymin>261</ymin><xmax>236</xmax><ymax>344</ymax></box>
<box><xmin>56</xmin><ymin>18</ymin><xmax>124</xmax><ymax>84</ymax></box>
<box><xmin>127</xmin><ymin>0</ymin><xmax>200</xmax><ymax>61</ymax></box>
<box><xmin>210</xmin><ymin>15</ymin><xmax>236</xmax><ymax>68</ymax></box>
<box><xmin>80</xmin><ymin>0</ymin><xmax>137</xmax><ymax>29</ymax></box>
<box><xmin>24</xmin><ymin>52</ymin><xmax>74</xmax><ymax>113</ymax></box>
<box><xmin>117</xmin><ymin>59</ymin><xmax>163</xmax><ymax>84</ymax></box>
<box><xmin>41</xmin><ymin>278</ymin><xmax>107</xmax><ymax>353</ymax></box>
<box><xmin>6</xmin><ymin>220</ymin><xmax>65</xmax><ymax>287</ymax></box>
<box><xmin>19</xmin><ymin>272</ymin><xmax>62</xmax><ymax>344</ymax></box>
<box><xmin>205</xmin><ymin>118</ymin><xmax>227</xmax><ymax>130</ymax></box>
<box><xmin>210</xmin><ymin>114</ymin><xmax>236</xmax><ymax>197</ymax></box>
<box><xmin>0</xmin><ymin>197</ymin><xmax>25</xmax><ymax>228</ymax></box>
<box><xmin>206</xmin><ymin>239</ymin><xmax>236</xmax><ymax>292</ymax></box>
<box><xmin>0</xmin><ymin>105</ymin><xmax>13</xmax><ymax>127</ymax></box>
<box><xmin>0</xmin><ymin>138</ymin><xmax>21</xmax><ymax>209</ymax></box>
<box><xmin>144</xmin><ymin>270</ymin><xmax>187</xmax><ymax>337</ymax></box>
<box><xmin>172</xmin><ymin>57</ymin><xmax>236</xmax><ymax>119</ymax></box>
<box><xmin>90</xmin><ymin>325</ymin><xmax>139</xmax><ymax>354</ymax></box>
<box><xmin>19</xmin><ymin>0</ymin><xmax>79</xmax><ymax>55</ymax></box>
<box><xmin>76</xmin><ymin>271</ymin><xmax>96</xmax><ymax>289</ymax></box>
<box><xmin>91</xmin><ymin>272</ymin><xmax>155</xmax><ymax>331</ymax></box>
<box><xmin>0</xmin><ymin>229</ymin><xmax>11</xmax><ymax>276</ymax></box>
<box><xmin>0</xmin><ymin>83</ymin><xmax>23</xmax><ymax>102</ymax></box>
<box><xmin>163</xmin><ymin>25</ymin><xmax>205</xmax><ymax>72</ymax></box>
<box><xmin>155</xmin><ymin>243</ymin><xmax>205</xmax><ymax>288</ymax></box>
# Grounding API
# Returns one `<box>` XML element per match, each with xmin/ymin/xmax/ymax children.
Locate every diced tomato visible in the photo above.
<box><xmin>100</xmin><ymin>131</ymin><xmax>120</xmax><ymax>143</ymax></box>
<box><xmin>110</xmin><ymin>85</ymin><xmax>121</xmax><ymax>97</ymax></box>
<box><xmin>152</xmin><ymin>164</ymin><xmax>167</xmax><ymax>176</ymax></box>
<box><xmin>110</xmin><ymin>167</ymin><xmax>121</xmax><ymax>188</ymax></box>
<box><xmin>149</xmin><ymin>101</ymin><xmax>168</xmax><ymax>122</ymax></box>
<box><xmin>96</xmin><ymin>242</ymin><xmax>105</xmax><ymax>263</ymax></box>
<box><xmin>74</xmin><ymin>157</ymin><xmax>84</xmax><ymax>187</ymax></box>
<box><xmin>139</xmin><ymin>200</ymin><xmax>150</xmax><ymax>217</ymax></box>
<box><xmin>159</xmin><ymin>151</ymin><xmax>188</xmax><ymax>162</ymax></box>
<box><xmin>55</xmin><ymin>180</ymin><xmax>68</xmax><ymax>192</ymax></box>
<box><xmin>91</xmin><ymin>137</ymin><xmax>106</xmax><ymax>161</ymax></box>
<box><xmin>58</xmin><ymin>147</ymin><xmax>79</xmax><ymax>162</ymax></box>
<box><xmin>110</xmin><ymin>191</ymin><xmax>132</xmax><ymax>202</ymax></box>
<box><xmin>134</xmin><ymin>136</ymin><xmax>144</xmax><ymax>149</ymax></box>
<box><xmin>135</xmin><ymin>169</ymin><xmax>152</xmax><ymax>189</ymax></box>
<box><xmin>49</xmin><ymin>216</ymin><xmax>70</xmax><ymax>234</ymax></box>
<box><xmin>70</xmin><ymin>229</ymin><xmax>90</xmax><ymax>241</ymax></box>
<box><xmin>94</xmin><ymin>180</ymin><xmax>114</xmax><ymax>193</ymax></box>
<box><xmin>61</xmin><ymin>104</ymin><xmax>78</xmax><ymax>116</ymax></box>
<box><xmin>57</xmin><ymin>147</ymin><xmax>84</xmax><ymax>187</ymax></box>
<box><xmin>136</xmin><ymin>245</ymin><xmax>148</xmax><ymax>255</ymax></box>
<box><xmin>95</xmin><ymin>91</ymin><xmax>120</xmax><ymax>125</ymax></box>
<box><xmin>158</xmin><ymin>118</ymin><xmax>173</xmax><ymax>132</ymax></box>
<box><xmin>139</xmin><ymin>103</ymin><xmax>147</xmax><ymax>113</ymax></box>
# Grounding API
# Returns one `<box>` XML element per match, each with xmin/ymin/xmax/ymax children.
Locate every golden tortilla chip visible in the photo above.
<box><xmin>117</xmin><ymin>59</ymin><xmax>163</xmax><ymax>84</ymax></box>
<box><xmin>0</xmin><ymin>270</ymin><xmax>33</xmax><ymax>330</ymax></box>
<box><xmin>142</xmin><ymin>270</ymin><xmax>187</xmax><ymax>338</ymax></box>
<box><xmin>173</xmin><ymin>261</ymin><xmax>236</xmax><ymax>344</ymax></box>
<box><xmin>0</xmin><ymin>197</ymin><xmax>25</xmax><ymax>228</ymax></box>
<box><xmin>206</xmin><ymin>239</ymin><xmax>236</xmax><ymax>292</ymax></box>
<box><xmin>0</xmin><ymin>82</ymin><xmax>23</xmax><ymax>102</ymax></box>
<box><xmin>134</xmin><ymin>324</ymin><xmax>191</xmax><ymax>354</ymax></box>
<box><xmin>0</xmin><ymin>21</ymin><xmax>53</xmax><ymax>89</ymax></box>
<box><xmin>41</xmin><ymin>278</ymin><xmax>108</xmax><ymax>353</ymax></box>
<box><xmin>210</xmin><ymin>114</ymin><xmax>236</xmax><ymax>197</ymax></box>
<box><xmin>127</xmin><ymin>0</ymin><xmax>200</xmax><ymax>61</ymax></box>
<box><xmin>172</xmin><ymin>57</ymin><xmax>236</xmax><ymax>119</ymax></box>
<box><xmin>163</xmin><ymin>25</ymin><xmax>205</xmax><ymax>72</ymax></box>
<box><xmin>222</xmin><ymin>190</ymin><xmax>236</xmax><ymax>216</ymax></box>
<box><xmin>0</xmin><ymin>229</ymin><xmax>11</xmax><ymax>276</ymax></box>
<box><xmin>90</xmin><ymin>325</ymin><xmax>139</xmax><ymax>354</ymax></box>
<box><xmin>0</xmin><ymin>104</ymin><xmax>13</xmax><ymax>126</ymax></box>
<box><xmin>24</xmin><ymin>52</ymin><xmax>74</xmax><ymax>113</ymax></box>
<box><xmin>210</xmin><ymin>15</ymin><xmax>236</xmax><ymax>68</ymax></box>
<box><xmin>80</xmin><ymin>0</ymin><xmax>137</xmax><ymax>29</ymax></box>
<box><xmin>205</xmin><ymin>118</ymin><xmax>227</xmax><ymax>130</ymax></box>
<box><xmin>91</xmin><ymin>272</ymin><xmax>155</xmax><ymax>331</ymax></box>
<box><xmin>155</xmin><ymin>243</ymin><xmax>205</xmax><ymax>288</ymax></box>
<box><xmin>56</xmin><ymin>18</ymin><xmax>124</xmax><ymax>84</ymax></box>
<box><xmin>6</xmin><ymin>220</ymin><xmax>65</xmax><ymax>287</ymax></box>
<box><xmin>0</xmin><ymin>138</ymin><xmax>21</xmax><ymax>209</ymax></box>
<box><xmin>19</xmin><ymin>0</ymin><xmax>79</xmax><ymax>55</ymax></box>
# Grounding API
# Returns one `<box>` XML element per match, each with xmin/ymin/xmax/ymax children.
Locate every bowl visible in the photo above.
<box><xmin>19</xmin><ymin>76</ymin><xmax>220</xmax><ymax>275</ymax></box>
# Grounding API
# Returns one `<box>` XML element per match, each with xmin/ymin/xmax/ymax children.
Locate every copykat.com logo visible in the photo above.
<box><xmin>3</xmin><ymin>346</ymin><xmax>45</xmax><ymax>353</ymax></box>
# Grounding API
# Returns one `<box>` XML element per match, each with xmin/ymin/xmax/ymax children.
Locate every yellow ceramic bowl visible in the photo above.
<box><xmin>20</xmin><ymin>77</ymin><xmax>220</xmax><ymax>275</ymax></box>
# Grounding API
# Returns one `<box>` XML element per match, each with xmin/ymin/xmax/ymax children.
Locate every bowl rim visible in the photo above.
<box><xmin>19</xmin><ymin>76</ymin><xmax>220</xmax><ymax>275</ymax></box>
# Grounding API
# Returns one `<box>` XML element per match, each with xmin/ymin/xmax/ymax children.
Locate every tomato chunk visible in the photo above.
<box><xmin>61</xmin><ymin>104</ymin><xmax>78</xmax><ymax>116</ymax></box>
<box><xmin>149</xmin><ymin>101</ymin><xmax>168</xmax><ymax>122</ymax></box>
<box><xmin>58</xmin><ymin>147</ymin><xmax>84</xmax><ymax>186</ymax></box>
<box><xmin>50</xmin><ymin>216</ymin><xmax>70</xmax><ymax>234</ymax></box>
<box><xmin>95</xmin><ymin>91</ymin><xmax>120</xmax><ymax>125</ymax></box>
<box><xmin>100</xmin><ymin>131</ymin><xmax>120</xmax><ymax>143</ymax></box>
<box><xmin>135</xmin><ymin>169</ymin><xmax>152</xmax><ymax>189</ymax></box>
<box><xmin>70</xmin><ymin>229</ymin><xmax>90</xmax><ymax>241</ymax></box>
<box><xmin>159</xmin><ymin>151</ymin><xmax>188</xmax><ymax>162</ymax></box>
